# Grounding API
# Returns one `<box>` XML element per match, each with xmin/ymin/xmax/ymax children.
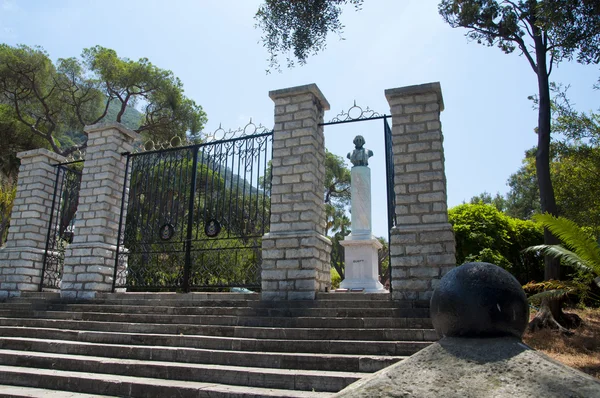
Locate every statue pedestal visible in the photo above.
<box><xmin>339</xmin><ymin>237</ymin><xmax>386</xmax><ymax>293</ymax></box>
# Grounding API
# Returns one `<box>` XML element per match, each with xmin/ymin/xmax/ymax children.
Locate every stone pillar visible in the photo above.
<box><xmin>261</xmin><ymin>84</ymin><xmax>332</xmax><ymax>300</ymax></box>
<box><xmin>60</xmin><ymin>122</ymin><xmax>137</xmax><ymax>299</ymax></box>
<box><xmin>385</xmin><ymin>82</ymin><xmax>456</xmax><ymax>301</ymax></box>
<box><xmin>0</xmin><ymin>149</ymin><xmax>67</xmax><ymax>299</ymax></box>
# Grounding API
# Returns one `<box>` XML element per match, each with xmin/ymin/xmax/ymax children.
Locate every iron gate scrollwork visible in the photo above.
<box><xmin>114</xmin><ymin>131</ymin><xmax>273</xmax><ymax>291</ymax></box>
<box><xmin>41</xmin><ymin>160</ymin><xmax>83</xmax><ymax>290</ymax></box>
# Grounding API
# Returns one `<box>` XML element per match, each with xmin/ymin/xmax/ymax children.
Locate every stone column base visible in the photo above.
<box><xmin>0</xmin><ymin>247</ymin><xmax>46</xmax><ymax>300</ymax></box>
<box><xmin>390</xmin><ymin>223</ymin><xmax>456</xmax><ymax>301</ymax></box>
<box><xmin>61</xmin><ymin>242</ymin><xmax>116</xmax><ymax>299</ymax></box>
<box><xmin>340</xmin><ymin>237</ymin><xmax>386</xmax><ymax>293</ymax></box>
<box><xmin>261</xmin><ymin>231</ymin><xmax>331</xmax><ymax>300</ymax></box>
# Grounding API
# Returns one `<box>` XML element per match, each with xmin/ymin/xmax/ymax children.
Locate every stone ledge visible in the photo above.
<box><xmin>269</xmin><ymin>84</ymin><xmax>331</xmax><ymax>111</ymax></box>
<box><xmin>263</xmin><ymin>230</ymin><xmax>332</xmax><ymax>246</ymax></box>
<box><xmin>335</xmin><ymin>337</ymin><xmax>600</xmax><ymax>397</ymax></box>
<box><xmin>391</xmin><ymin>223</ymin><xmax>454</xmax><ymax>233</ymax></box>
<box><xmin>84</xmin><ymin>122</ymin><xmax>139</xmax><ymax>141</ymax></box>
<box><xmin>16</xmin><ymin>148</ymin><xmax>67</xmax><ymax>163</ymax></box>
<box><xmin>385</xmin><ymin>82</ymin><xmax>444</xmax><ymax>111</ymax></box>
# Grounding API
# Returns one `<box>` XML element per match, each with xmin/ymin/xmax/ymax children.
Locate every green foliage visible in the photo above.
<box><xmin>529</xmin><ymin>214</ymin><xmax>600</xmax><ymax>275</ymax></box>
<box><xmin>82</xmin><ymin>46</ymin><xmax>206</xmax><ymax>142</ymax></box>
<box><xmin>323</xmin><ymin>149</ymin><xmax>351</xmax><ymax>279</ymax></box>
<box><xmin>0</xmin><ymin>104</ymin><xmax>49</xmax><ymax>180</ymax></box>
<box><xmin>505</xmin><ymin>144</ymin><xmax>600</xmax><ymax>235</ymax></box>
<box><xmin>505</xmin><ymin>148</ymin><xmax>540</xmax><ymax>220</ymax></box>
<box><xmin>469</xmin><ymin>191</ymin><xmax>507</xmax><ymax>212</ymax></box>
<box><xmin>449</xmin><ymin>203</ymin><xmax>544</xmax><ymax>283</ymax></box>
<box><xmin>551</xmin><ymin>83</ymin><xmax>600</xmax><ymax>145</ymax></box>
<box><xmin>123</xmin><ymin>152</ymin><xmax>268</xmax><ymax>290</ymax></box>
<box><xmin>0</xmin><ymin>44</ymin><xmax>206</xmax><ymax>157</ymax></box>
<box><xmin>255</xmin><ymin>0</ymin><xmax>364</xmax><ymax>71</ymax></box>
<box><xmin>324</xmin><ymin>149</ymin><xmax>351</xmax><ymax>236</ymax></box>
<box><xmin>524</xmin><ymin>213</ymin><xmax>600</xmax><ymax>304</ymax></box>
<box><xmin>104</xmin><ymin>101</ymin><xmax>143</xmax><ymax>131</ymax></box>
<box><xmin>0</xmin><ymin>180</ymin><xmax>16</xmax><ymax>245</ymax></box>
<box><xmin>440</xmin><ymin>0</ymin><xmax>600</xmax><ymax>293</ymax></box>
<box><xmin>438</xmin><ymin>1</ymin><xmax>600</xmax><ymax>63</ymax></box>
<box><xmin>522</xmin><ymin>279</ymin><xmax>580</xmax><ymax>304</ymax></box>
<box><xmin>331</xmin><ymin>267</ymin><xmax>342</xmax><ymax>290</ymax></box>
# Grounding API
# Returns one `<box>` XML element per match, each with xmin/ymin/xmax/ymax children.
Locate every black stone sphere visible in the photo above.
<box><xmin>430</xmin><ymin>262</ymin><xmax>529</xmax><ymax>338</ymax></box>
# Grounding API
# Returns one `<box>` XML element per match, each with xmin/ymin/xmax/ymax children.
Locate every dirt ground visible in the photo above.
<box><xmin>523</xmin><ymin>307</ymin><xmax>600</xmax><ymax>380</ymax></box>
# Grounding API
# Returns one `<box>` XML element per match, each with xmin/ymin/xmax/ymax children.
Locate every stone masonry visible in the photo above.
<box><xmin>385</xmin><ymin>82</ymin><xmax>456</xmax><ymax>301</ymax></box>
<box><xmin>60</xmin><ymin>122</ymin><xmax>137</xmax><ymax>299</ymax></box>
<box><xmin>0</xmin><ymin>149</ymin><xmax>67</xmax><ymax>299</ymax></box>
<box><xmin>261</xmin><ymin>84</ymin><xmax>332</xmax><ymax>300</ymax></box>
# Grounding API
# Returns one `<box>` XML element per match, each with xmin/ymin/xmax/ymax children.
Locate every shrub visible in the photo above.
<box><xmin>449</xmin><ymin>203</ymin><xmax>544</xmax><ymax>284</ymax></box>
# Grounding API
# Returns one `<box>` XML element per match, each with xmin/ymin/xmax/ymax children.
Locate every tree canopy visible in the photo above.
<box><xmin>439</xmin><ymin>2</ymin><xmax>600</xmax><ymax>310</ymax></box>
<box><xmin>255</xmin><ymin>0</ymin><xmax>363</xmax><ymax>71</ymax></box>
<box><xmin>0</xmin><ymin>44</ymin><xmax>206</xmax><ymax>158</ymax></box>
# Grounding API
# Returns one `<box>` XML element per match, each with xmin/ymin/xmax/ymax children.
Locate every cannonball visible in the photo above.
<box><xmin>430</xmin><ymin>262</ymin><xmax>529</xmax><ymax>338</ymax></box>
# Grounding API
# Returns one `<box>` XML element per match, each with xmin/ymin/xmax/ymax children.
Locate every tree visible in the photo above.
<box><xmin>505</xmin><ymin>145</ymin><xmax>600</xmax><ymax>235</ymax></box>
<box><xmin>439</xmin><ymin>0</ymin><xmax>600</xmax><ymax>329</ymax></box>
<box><xmin>255</xmin><ymin>0</ymin><xmax>363</xmax><ymax>71</ymax></box>
<box><xmin>324</xmin><ymin>149</ymin><xmax>351</xmax><ymax>235</ymax></box>
<box><xmin>525</xmin><ymin>213</ymin><xmax>600</xmax><ymax>332</ymax></box>
<box><xmin>324</xmin><ymin>150</ymin><xmax>351</xmax><ymax>279</ymax></box>
<box><xmin>0</xmin><ymin>44</ymin><xmax>206</xmax><ymax>157</ymax></box>
<box><xmin>505</xmin><ymin>83</ymin><xmax>600</xmax><ymax>230</ymax></box>
<box><xmin>505</xmin><ymin>148</ymin><xmax>541</xmax><ymax>219</ymax></box>
<box><xmin>0</xmin><ymin>104</ymin><xmax>49</xmax><ymax>182</ymax></box>
<box><xmin>469</xmin><ymin>191</ymin><xmax>508</xmax><ymax>212</ymax></box>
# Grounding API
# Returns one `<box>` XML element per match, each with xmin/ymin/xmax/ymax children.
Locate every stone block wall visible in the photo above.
<box><xmin>261</xmin><ymin>84</ymin><xmax>332</xmax><ymax>300</ymax></box>
<box><xmin>0</xmin><ymin>149</ymin><xmax>67</xmax><ymax>299</ymax></box>
<box><xmin>60</xmin><ymin>122</ymin><xmax>137</xmax><ymax>299</ymax></box>
<box><xmin>385</xmin><ymin>82</ymin><xmax>456</xmax><ymax>301</ymax></box>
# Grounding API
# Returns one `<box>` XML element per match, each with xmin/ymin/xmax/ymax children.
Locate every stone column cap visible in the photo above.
<box><xmin>17</xmin><ymin>148</ymin><xmax>67</xmax><ymax>163</ymax></box>
<box><xmin>269</xmin><ymin>83</ymin><xmax>330</xmax><ymax>111</ymax></box>
<box><xmin>385</xmin><ymin>82</ymin><xmax>444</xmax><ymax>111</ymax></box>
<box><xmin>84</xmin><ymin>121</ymin><xmax>139</xmax><ymax>140</ymax></box>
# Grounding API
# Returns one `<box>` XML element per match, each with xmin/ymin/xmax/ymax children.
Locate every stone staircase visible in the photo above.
<box><xmin>0</xmin><ymin>292</ymin><xmax>437</xmax><ymax>397</ymax></box>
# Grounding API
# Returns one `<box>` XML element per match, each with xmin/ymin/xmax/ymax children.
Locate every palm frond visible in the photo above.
<box><xmin>526</xmin><ymin>289</ymin><xmax>572</xmax><ymax>303</ymax></box>
<box><xmin>532</xmin><ymin>213</ymin><xmax>600</xmax><ymax>276</ymax></box>
<box><xmin>523</xmin><ymin>244</ymin><xmax>593</xmax><ymax>273</ymax></box>
<box><xmin>522</xmin><ymin>279</ymin><xmax>579</xmax><ymax>293</ymax></box>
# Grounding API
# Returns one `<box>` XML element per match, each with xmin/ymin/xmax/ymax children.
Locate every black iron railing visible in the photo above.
<box><xmin>41</xmin><ymin>160</ymin><xmax>83</xmax><ymax>290</ymax></box>
<box><xmin>114</xmin><ymin>132</ymin><xmax>273</xmax><ymax>291</ymax></box>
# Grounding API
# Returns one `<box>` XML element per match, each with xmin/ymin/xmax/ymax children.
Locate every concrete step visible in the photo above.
<box><xmin>0</xmin><ymin>365</ymin><xmax>334</xmax><ymax>397</ymax></box>
<box><xmin>0</xmin><ymin>317</ymin><xmax>435</xmax><ymax>340</ymax></box>
<box><xmin>0</xmin><ymin>326</ymin><xmax>433</xmax><ymax>355</ymax></box>
<box><xmin>0</xmin><ymin>337</ymin><xmax>405</xmax><ymax>372</ymax></box>
<box><xmin>0</xmin><ymin>310</ymin><xmax>432</xmax><ymax>329</ymax></box>
<box><xmin>2</xmin><ymin>293</ymin><xmax>436</xmax><ymax>397</ymax></box>
<box><xmin>0</xmin><ymin>349</ymin><xmax>363</xmax><ymax>392</ymax></box>
<box><xmin>3</xmin><ymin>298</ymin><xmax>423</xmax><ymax>310</ymax></box>
<box><xmin>39</xmin><ymin>303</ymin><xmax>429</xmax><ymax>317</ymax></box>
<box><xmin>0</xmin><ymin>385</ymin><xmax>110</xmax><ymax>397</ymax></box>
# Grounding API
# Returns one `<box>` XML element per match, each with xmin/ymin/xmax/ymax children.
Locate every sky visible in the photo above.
<box><xmin>1</xmin><ymin>0</ymin><xmax>598</xmax><ymax>238</ymax></box>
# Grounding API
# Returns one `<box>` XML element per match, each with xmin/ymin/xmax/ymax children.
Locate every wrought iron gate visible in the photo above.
<box><xmin>41</xmin><ymin>160</ymin><xmax>83</xmax><ymax>290</ymax></box>
<box><xmin>320</xmin><ymin>104</ymin><xmax>397</xmax><ymax>289</ymax></box>
<box><xmin>114</xmin><ymin>132</ymin><xmax>272</xmax><ymax>292</ymax></box>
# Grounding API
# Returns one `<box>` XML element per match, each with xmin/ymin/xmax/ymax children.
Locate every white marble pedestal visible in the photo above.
<box><xmin>339</xmin><ymin>237</ymin><xmax>386</xmax><ymax>292</ymax></box>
